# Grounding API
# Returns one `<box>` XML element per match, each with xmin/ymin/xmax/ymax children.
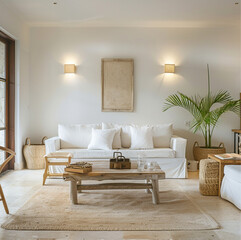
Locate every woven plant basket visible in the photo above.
<box><xmin>23</xmin><ymin>137</ymin><xmax>47</xmax><ymax>169</ymax></box>
<box><xmin>193</xmin><ymin>141</ymin><xmax>226</xmax><ymax>162</ymax></box>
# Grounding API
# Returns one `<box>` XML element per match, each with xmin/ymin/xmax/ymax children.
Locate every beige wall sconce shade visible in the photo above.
<box><xmin>64</xmin><ymin>64</ymin><xmax>76</xmax><ymax>73</ymax></box>
<box><xmin>165</xmin><ymin>64</ymin><xmax>175</xmax><ymax>73</ymax></box>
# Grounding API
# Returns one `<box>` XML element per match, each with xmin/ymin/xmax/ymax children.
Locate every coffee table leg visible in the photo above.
<box><xmin>152</xmin><ymin>175</ymin><xmax>159</xmax><ymax>204</ymax></box>
<box><xmin>145</xmin><ymin>179</ymin><xmax>151</xmax><ymax>194</ymax></box>
<box><xmin>70</xmin><ymin>181</ymin><xmax>78</xmax><ymax>204</ymax></box>
<box><xmin>77</xmin><ymin>180</ymin><xmax>82</xmax><ymax>193</ymax></box>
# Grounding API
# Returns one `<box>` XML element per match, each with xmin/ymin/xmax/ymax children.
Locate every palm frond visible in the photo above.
<box><xmin>211</xmin><ymin>90</ymin><xmax>233</xmax><ymax>104</ymax></box>
<box><xmin>163</xmin><ymin>92</ymin><xmax>202</xmax><ymax>119</ymax></box>
<box><xmin>210</xmin><ymin>100</ymin><xmax>240</xmax><ymax>128</ymax></box>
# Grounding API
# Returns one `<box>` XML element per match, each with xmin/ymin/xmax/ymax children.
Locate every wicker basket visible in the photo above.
<box><xmin>23</xmin><ymin>137</ymin><xmax>47</xmax><ymax>169</ymax></box>
<box><xmin>193</xmin><ymin>141</ymin><xmax>226</xmax><ymax>162</ymax></box>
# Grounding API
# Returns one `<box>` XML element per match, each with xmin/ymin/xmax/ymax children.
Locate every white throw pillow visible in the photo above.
<box><xmin>130</xmin><ymin>126</ymin><xmax>154</xmax><ymax>149</ymax></box>
<box><xmin>102</xmin><ymin>123</ymin><xmax>121</xmax><ymax>149</ymax></box>
<box><xmin>58</xmin><ymin>124</ymin><xmax>101</xmax><ymax>149</ymax></box>
<box><xmin>102</xmin><ymin>123</ymin><xmax>133</xmax><ymax>148</ymax></box>
<box><xmin>88</xmin><ymin>128</ymin><xmax>116</xmax><ymax>150</ymax></box>
<box><xmin>152</xmin><ymin>124</ymin><xmax>173</xmax><ymax>148</ymax></box>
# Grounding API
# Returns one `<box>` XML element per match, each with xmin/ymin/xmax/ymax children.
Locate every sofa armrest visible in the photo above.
<box><xmin>171</xmin><ymin>136</ymin><xmax>187</xmax><ymax>158</ymax></box>
<box><xmin>45</xmin><ymin>137</ymin><xmax>60</xmax><ymax>154</ymax></box>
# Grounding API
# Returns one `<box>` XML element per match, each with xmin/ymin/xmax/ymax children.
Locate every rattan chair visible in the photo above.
<box><xmin>0</xmin><ymin>146</ymin><xmax>16</xmax><ymax>214</ymax></box>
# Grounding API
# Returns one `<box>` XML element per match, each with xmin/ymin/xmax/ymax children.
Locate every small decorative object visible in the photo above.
<box><xmin>23</xmin><ymin>137</ymin><xmax>47</xmax><ymax>169</ymax></box>
<box><xmin>147</xmin><ymin>162</ymin><xmax>154</xmax><ymax>171</ymax></box>
<box><xmin>65</xmin><ymin>162</ymin><xmax>92</xmax><ymax>173</ymax></box>
<box><xmin>163</xmin><ymin>64</ymin><xmax>240</xmax><ymax>162</ymax></box>
<box><xmin>110</xmin><ymin>152</ymin><xmax>131</xmax><ymax>169</ymax></box>
<box><xmin>137</xmin><ymin>159</ymin><xmax>146</xmax><ymax>171</ymax></box>
<box><xmin>102</xmin><ymin>58</ymin><xmax>134</xmax><ymax>112</ymax></box>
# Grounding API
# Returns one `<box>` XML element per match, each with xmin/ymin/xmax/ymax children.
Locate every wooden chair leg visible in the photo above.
<box><xmin>0</xmin><ymin>185</ymin><xmax>9</xmax><ymax>214</ymax></box>
<box><xmin>43</xmin><ymin>158</ymin><xmax>48</xmax><ymax>185</ymax></box>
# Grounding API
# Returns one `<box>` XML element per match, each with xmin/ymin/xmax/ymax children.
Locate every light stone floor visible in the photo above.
<box><xmin>0</xmin><ymin>170</ymin><xmax>240</xmax><ymax>240</ymax></box>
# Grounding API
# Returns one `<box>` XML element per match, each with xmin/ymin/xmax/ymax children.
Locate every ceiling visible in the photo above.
<box><xmin>1</xmin><ymin>0</ymin><xmax>240</xmax><ymax>27</ymax></box>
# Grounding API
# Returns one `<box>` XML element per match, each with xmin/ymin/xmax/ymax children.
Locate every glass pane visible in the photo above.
<box><xmin>0</xmin><ymin>41</ymin><xmax>6</xmax><ymax>79</ymax></box>
<box><xmin>0</xmin><ymin>130</ymin><xmax>6</xmax><ymax>164</ymax></box>
<box><xmin>0</xmin><ymin>81</ymin><xmax>6</xmax><ymax>128</ymax></box>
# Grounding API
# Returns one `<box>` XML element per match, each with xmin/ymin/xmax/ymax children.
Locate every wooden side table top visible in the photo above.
<box><xmin>232</xmin><ymin>129</ymin><xmax>241</xmax><ymax>134</ymax></box>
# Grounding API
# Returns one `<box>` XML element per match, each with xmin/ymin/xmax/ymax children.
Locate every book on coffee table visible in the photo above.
<box><xmin>65</xmin><ymin>162</ymin><xmax>92</xmax><ymax>174</ymax></box>
<box><xmin>214</xmin><ymin>153</ymin><xmax>241</xmax><ymax>160</ymax></box>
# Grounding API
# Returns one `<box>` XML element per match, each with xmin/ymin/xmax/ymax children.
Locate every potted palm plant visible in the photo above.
<box><xmin>163</xmin><ymin>64</ymin><xmax>240</xmax><ymax>162</ymax></box>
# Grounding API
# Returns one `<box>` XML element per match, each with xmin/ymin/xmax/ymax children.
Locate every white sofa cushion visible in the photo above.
<box><xmin>151</xmin><ymin>124</ymin><xmax>173</xmax><ymax>148</ymax></box>
<box><xmin>130</xmin><ymin>126</ymin><xmax>154</xmax><ymax>149</ymax></box>
<box><xmin>224</xmin><ymin>165</ymin><xmax>241</xmax><ymax>183</ymax></box>
<box><xmin>88</xmin><ymin>128</ymin><xmax>116</xmax><ymax>150</ymax></box>
<box><xmin>57</xmin><ymin>148</ymin><xmax>175</xmax><ymax>159</ymax></box>
<box><xmin>58</xmin><ymin>124</ymin><xmax>101</xmax><ymax>149</ymax></box>
<box><xmin>102</xmin><ymin>123</ymin><xmax>133</xmax><ymax>148</ymax></box>
<box><xmin>102</xmin><ymin>123</ymin><xmax>121</xmax><ymax>149</ymax></box>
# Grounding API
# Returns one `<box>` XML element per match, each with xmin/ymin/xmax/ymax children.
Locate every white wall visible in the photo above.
<box><xmin>0</xmin><ymin>0</ymin><xmax>30</xmax><ymax>169</ymax></box>
<box><xmin>29</xmin><ymin>27</ymin><xmax>240</xmax><ymax>160</ymax></box>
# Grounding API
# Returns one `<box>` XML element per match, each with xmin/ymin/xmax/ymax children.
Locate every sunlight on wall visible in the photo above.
<box><xmin>155</xmin><ymin>73</ymin><xmax>184</xmax><ymax>86</ymax></box>
<box><xmin>158</xmin><ymin>53</ymin><xmax>182</xmax><ymax>67</ymax></box>
<box><xmin>61</xmin><ymin>54</ymin><xmax>82</xmax><ymax>66</ymax></box>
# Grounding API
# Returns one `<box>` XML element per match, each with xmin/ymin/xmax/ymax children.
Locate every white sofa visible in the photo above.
<box><xmin>221</xmin><ymin>165</ymin><xmax>241</xmax><ymax>210</ymax></box>
<box><xmin>45</xmin><ymin>123</ymin><xmax>187</xmax><ymax>178</ymax></box>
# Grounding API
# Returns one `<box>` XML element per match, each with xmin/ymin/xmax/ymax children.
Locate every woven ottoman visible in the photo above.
<box><xmin>199</xmin><ymin>159</ymin><xmax>219</xmax><ymax>196</ymax></box>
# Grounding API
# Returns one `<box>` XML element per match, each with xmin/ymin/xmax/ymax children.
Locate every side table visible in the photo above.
<box><xmin>43</xmin><ymin>152</ymin><xmax>72</xmax><ymax>185</ymax></box>
<box><xmin>208</xmin><ymin>154</ymin><xmax>241</xmax><ymax>196</ymax></box>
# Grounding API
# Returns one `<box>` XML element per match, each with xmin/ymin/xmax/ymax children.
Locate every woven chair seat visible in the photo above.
<box><xmin>199</xmin><ymin>159</ymin><xmax>219</xmax><ymax>196</ymax></box>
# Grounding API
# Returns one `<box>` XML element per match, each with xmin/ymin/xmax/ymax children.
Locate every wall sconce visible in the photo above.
<box><xmin>64</xmin><ymin>64</ymin><xmax>76</xmax><ymax>73</ymax></box>
<box><xmin>165</xmin><ymin>64</ymin><xmax>175</xmax><ymax>73</ymax></box>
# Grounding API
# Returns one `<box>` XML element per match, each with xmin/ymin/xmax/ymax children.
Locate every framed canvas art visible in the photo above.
<box><xmin>101</xmin><ymin>58</ymin><xmax>134</xmax><ymax>112</ymax></box>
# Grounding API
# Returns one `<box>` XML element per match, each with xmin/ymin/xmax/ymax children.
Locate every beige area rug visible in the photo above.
<box><xmin>2</xmin><ymin>182</ymin><xmax>219</xmax><ymax>231</ymax></box>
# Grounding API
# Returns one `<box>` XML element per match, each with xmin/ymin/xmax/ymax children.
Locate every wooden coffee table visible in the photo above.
<box><xmin>64</xmin><ymin>167</ymin><xmax>165</xmax><ymax>205</ymax></box>
<box><xmin>208</xmin><ymin>154</ymin><xmax>241</xmax><ymax>196</ymax></box>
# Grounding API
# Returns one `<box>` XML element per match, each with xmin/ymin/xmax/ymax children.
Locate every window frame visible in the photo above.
<box><xmin>0</xmin><ymin>31</ymin><xmax>15</xmax><ymax>170</ymax></box>
<box><xmin>0</xmin><ymin>36</ymin><xmax>9</xmax><ymax>151</ymax></box>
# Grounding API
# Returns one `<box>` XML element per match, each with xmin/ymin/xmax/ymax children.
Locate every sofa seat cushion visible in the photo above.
<box><xmin>57</xmin><ymin>148</ymin><xmax>175</xmax><ymax>159</ymax></box>
<box><xmin>224</xmin><ymin>165</ymin><xmax>241</xmax><ymax>183</ymax></box>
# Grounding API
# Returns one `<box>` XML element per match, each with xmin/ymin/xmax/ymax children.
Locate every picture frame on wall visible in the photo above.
<box><xmin>101</xmin><ymin>58</ymin><xmax>134</xmax><ymax>112</ymax></box>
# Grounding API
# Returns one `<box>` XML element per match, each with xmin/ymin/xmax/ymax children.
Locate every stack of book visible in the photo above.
<box><xmin>65</xmin><ymin>162</ymin><xmax>92</xmax><ymax>173</ymax></box>
<box><xmin>214</xmin><ymin>153</ymin><xmax>241</xmax><ymax>160</ymax></box>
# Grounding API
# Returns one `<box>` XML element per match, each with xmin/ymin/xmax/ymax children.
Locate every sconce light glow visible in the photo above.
<box><xmin>64</xmin><ymin>64</ymin><xmax>76</xmax><ymax>73</ymax></box>
<box><xmin>165</xmin><ymin>64</ymin><xmax>175</xmax><ymax>73</ymax></box>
